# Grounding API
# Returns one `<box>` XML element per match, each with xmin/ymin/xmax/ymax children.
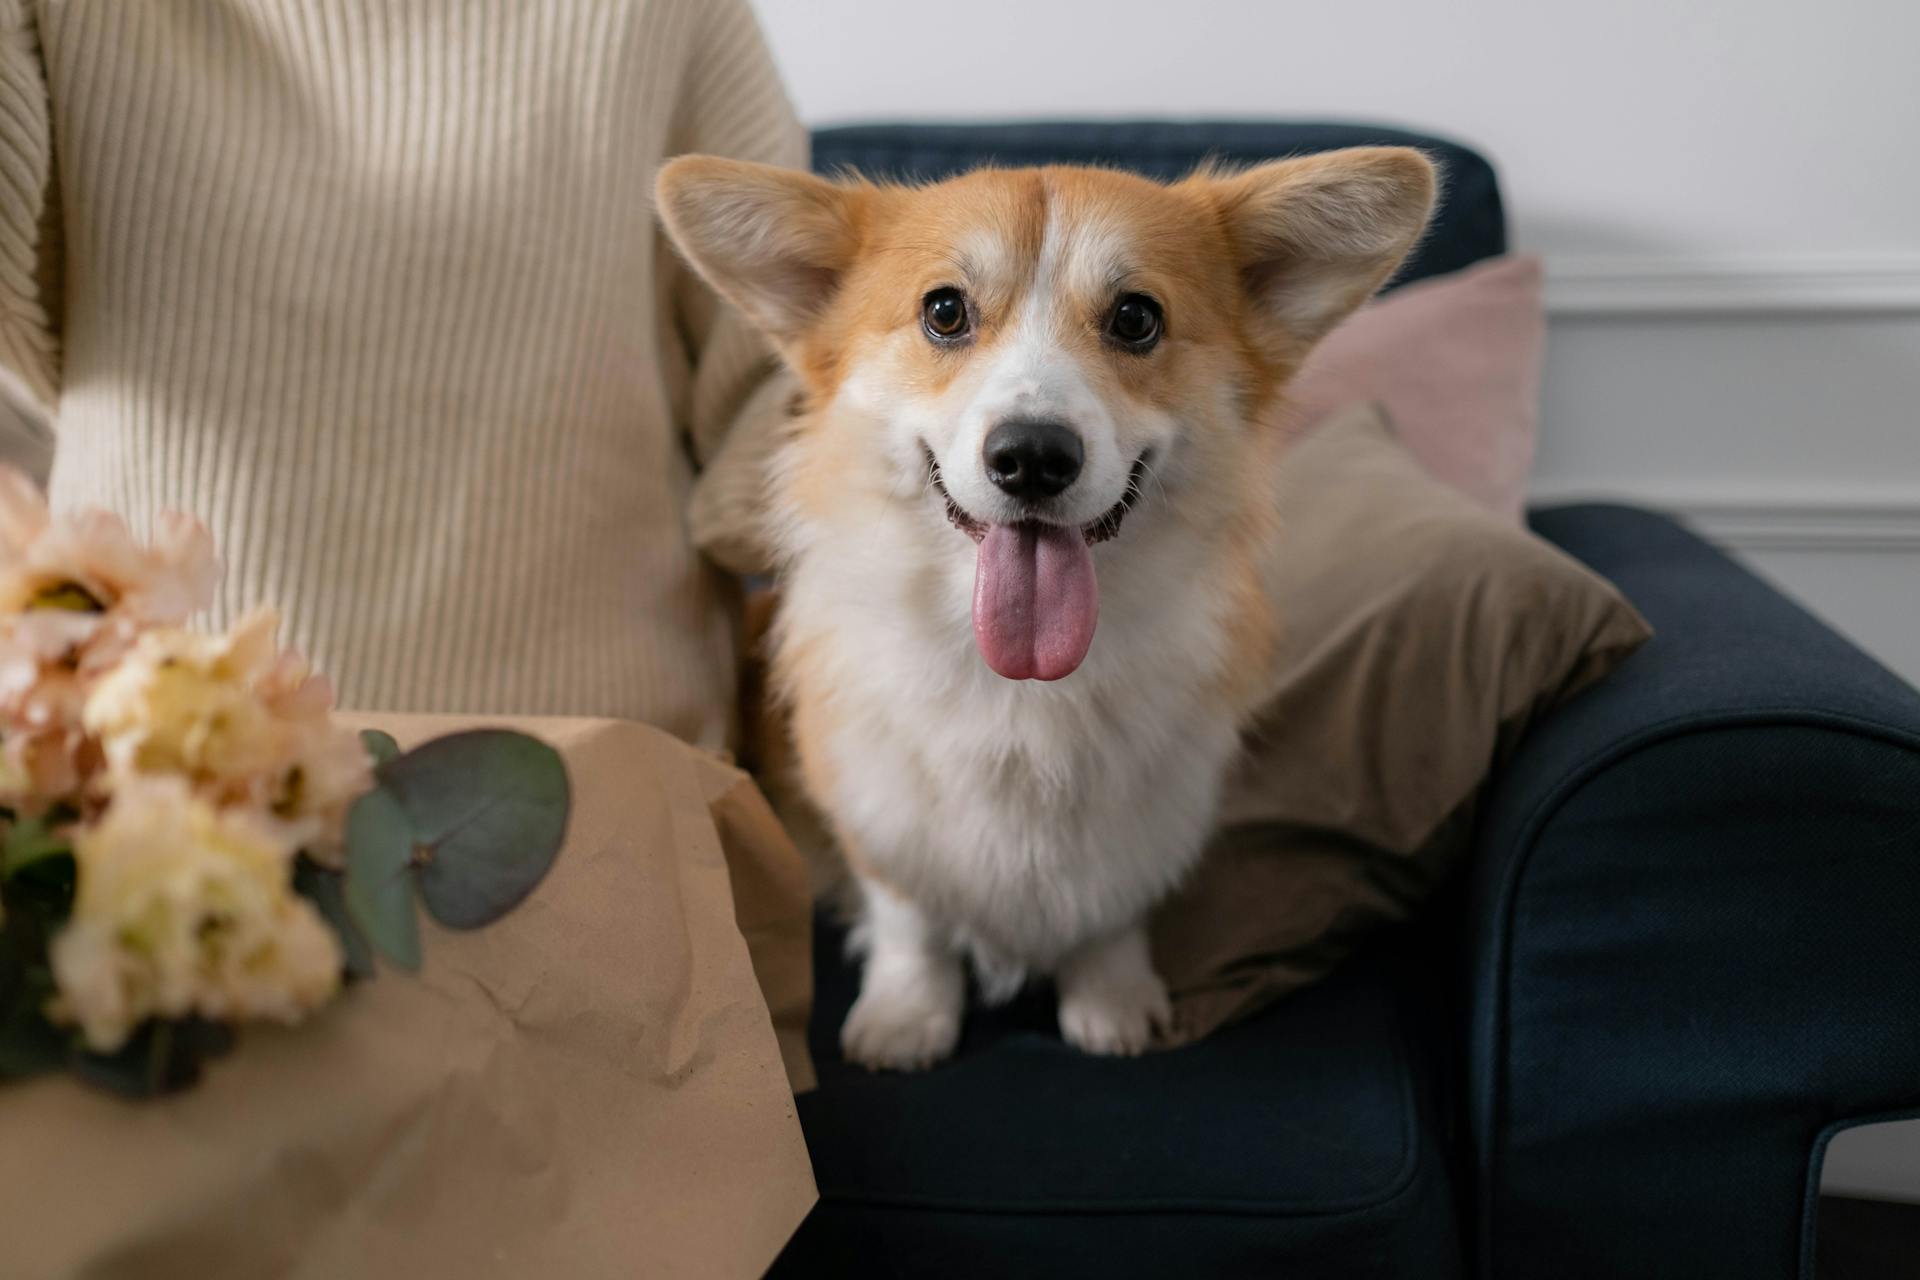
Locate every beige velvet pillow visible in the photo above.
<box><xmin>1283</xmin><ymin>254</ymin><xmax>1545</xmax><ymax>520</ymax></box>
<box><xmin>1150</xmin><ymin>401</ymin><xmax>1650</xmax><ymax>1045</ymax></box>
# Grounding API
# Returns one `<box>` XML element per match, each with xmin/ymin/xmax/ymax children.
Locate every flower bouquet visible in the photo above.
<box><xmin>0</xmin><ymin>471</ymin><xmax>568</xmax><ymax>1096</ymax></box>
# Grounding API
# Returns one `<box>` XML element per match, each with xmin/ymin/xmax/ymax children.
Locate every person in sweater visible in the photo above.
<box><xmin>0</xmin><ymin>0</ymin><xmax>802</xmax><ymax>750</ymax></box>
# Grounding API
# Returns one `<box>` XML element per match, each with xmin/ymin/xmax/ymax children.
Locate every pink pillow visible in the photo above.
<box><xmin>1282</xmin><ymin>254</ymin><xmax>1545</xmax><ymax>520</ymax></box>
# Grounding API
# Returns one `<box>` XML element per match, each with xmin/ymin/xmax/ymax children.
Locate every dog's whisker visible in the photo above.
<box><xmin>1136</xmin><ymin>455</ymin><xmax>1170</xmax><ymax>503</ymax></box>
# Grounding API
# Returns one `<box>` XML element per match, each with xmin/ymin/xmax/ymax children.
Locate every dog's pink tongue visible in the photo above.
<box><xmin>972</xmin><ymin>522</ymin><xmax>1098</xmax><ymax>681</ymax></box>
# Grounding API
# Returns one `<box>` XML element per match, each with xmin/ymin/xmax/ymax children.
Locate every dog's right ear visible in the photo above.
<box><xmin>655</xmin><ymin>157</ymin><xmax>859</xmax><ymax>342</ymax></box>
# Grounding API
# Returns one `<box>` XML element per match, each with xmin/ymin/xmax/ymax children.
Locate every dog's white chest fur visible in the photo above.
<box><xmin>783</xmin><ymin>505</ymin><xmax>1241</xmax><ymax>973</ymax></box>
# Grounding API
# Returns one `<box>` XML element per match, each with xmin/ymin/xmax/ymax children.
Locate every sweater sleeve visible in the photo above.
<box><xmin>662</xmin><ymin>0</ymin><xmax>806</xmax><ymax>478</ymax></box>
<box><xmin>0</xmin><ymin>0</ymin><xmax>59</xmax><ymax>411</ymax></box>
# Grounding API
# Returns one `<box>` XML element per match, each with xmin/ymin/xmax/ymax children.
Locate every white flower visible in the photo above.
<box><xmin>48</xmin><ymin>777</ymin><xmax>343</xmax><ymax>1053</ymax></box>
<box><xmin>82</xmin><ymin>609</ymin><xmax>372</xmax><ymax>860</ymax></box>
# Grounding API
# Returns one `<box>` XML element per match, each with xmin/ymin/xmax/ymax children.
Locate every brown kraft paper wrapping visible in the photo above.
<box><xmin>1</xmin><ymin>714</ymin><xmax>817</xmax><ymax>1279</ymax></box>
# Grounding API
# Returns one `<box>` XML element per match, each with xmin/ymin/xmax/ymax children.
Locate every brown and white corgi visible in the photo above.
<box><xmin>657</xmin><ymin>148</ymin><xmax>1435</xmax><ymax>1069</ymax></box>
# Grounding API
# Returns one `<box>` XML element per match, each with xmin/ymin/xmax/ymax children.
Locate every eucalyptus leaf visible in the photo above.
<box><xmin>359</xmin><ymin>728</ymin><xmax>401</xmax><ymax>767</ymax></box>
<box><xmin>343</xmin><ymin>787</ymin><xmax>421</xmax><ymax>971</ymax></box>
<box><xmin>376</xmin><ymin>730</ymin><xmax>569</xmax><ymax>929</ymax></box>
<box><xmin>293</xmin><ymin>857</ymin><xmax>375</xmax><ymax>980</ymax></box>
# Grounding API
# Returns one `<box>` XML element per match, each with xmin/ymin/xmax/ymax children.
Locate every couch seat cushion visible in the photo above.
<box><xmin>775</xmin><ymin>920</ymin><xmax>1462</xmax><ymax>1279</ymax></box>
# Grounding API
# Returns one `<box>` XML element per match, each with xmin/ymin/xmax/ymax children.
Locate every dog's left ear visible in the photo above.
<box><xmin>655</xmin><ymin>156</ymin><xmax>860</xmax><ymax>342</ymax></box>
<box><xmin>1207</xmin><ymin>147</ymin><xmax>1438</xmax><ymax>347</ymax></box>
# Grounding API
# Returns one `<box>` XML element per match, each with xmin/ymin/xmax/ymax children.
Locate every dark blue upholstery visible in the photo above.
<box><xmin>812</xmin><ymin>121</ymin><xmax>1506</xmax><ymax>291</ymax></box>
<box><xmin>1467</xmin><ymin>505</ymin><xmax>1920</xmax><ymax>1279</ymax></box>
<box><xmin>779</xmin><ymin>923</ymin><xmax>1461</xmax><ymax>1280</ymax></box>
<box><xmin>780</xmin><ymin>124</ymin><xmax>1920</xmax><ymax>1279</ymax></box>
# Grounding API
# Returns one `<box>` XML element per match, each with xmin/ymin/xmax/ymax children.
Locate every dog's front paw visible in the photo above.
<box><xmin>1057</xmin><ymin>926</ymin><xmax>1171</xmax><ymax>1057</ymax></box>
<box><xmin>1058</xmin><ymin>973</ymin><xmax>1170</xmax><ymax>1057</ymax></box>
<box><xmin>841</xmin><ymin>984</ymin><xmax>962</xmax><ymax>1072</ymax></box>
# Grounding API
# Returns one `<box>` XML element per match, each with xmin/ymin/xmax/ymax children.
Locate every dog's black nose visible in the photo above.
<box><xmin>983</xmin><ymin>419</ymin><xmax>1083</xmax><ymax>501</ymax></box>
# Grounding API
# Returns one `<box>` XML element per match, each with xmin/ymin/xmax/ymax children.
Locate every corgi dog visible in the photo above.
<box><xmin>656</xmin><ymin>148</ymin><xmax>1435</xmax><ymax>1070</ymax></box>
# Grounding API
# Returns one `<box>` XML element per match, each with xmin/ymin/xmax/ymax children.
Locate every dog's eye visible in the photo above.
<box><xmin>922</xmin><ymin>288</ymin><xmax>970</xmax><ymax>341</ymax></box>
<box><xmin>1108</xmin><ymin>294</ymin><xmax>1163</xmax><ymax>349</ymax></box>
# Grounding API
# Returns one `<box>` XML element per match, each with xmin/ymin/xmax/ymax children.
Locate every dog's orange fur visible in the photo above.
<box><xmin>763</xmin><ymin>166</ymin><xmax>1339</xmax><ymax>709</ymax></box>
<box><xmin>777</xmin><ymin>166</ymin><xmax>1316</xmax><ymax>425</ymax></box>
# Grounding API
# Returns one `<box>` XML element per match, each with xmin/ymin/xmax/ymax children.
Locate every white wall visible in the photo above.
<box><xmin>753</xmin><ymin>0</ymin><xmax>1920</xmax><ymax>1199</ymax></box>
<box><xmin>755</xmin><ymin>0</ymin><xmax>1920</xmax><ymax>260</ymax></box>
<box><xmin>1532</xmin><ymin>312</ymin><xmax>1920</xmax><ymax>685</ymax></box>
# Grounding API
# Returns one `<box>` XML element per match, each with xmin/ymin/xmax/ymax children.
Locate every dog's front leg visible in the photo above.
<box><xmin>1057</xmin><ymin>923</ymin><xmax>1171</xmax><ymax>1057</ymax></box>
<box><xmin>841</xmin><ymin>878</ymin><xmax>965</xmax><ymax>1071</ymax></box>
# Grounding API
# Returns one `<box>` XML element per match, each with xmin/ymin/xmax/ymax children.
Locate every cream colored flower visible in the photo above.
<box><xmin>245</xmin><ymin>635</ymin><xmax>373</xmax><ymax>863</ymax></box>
<box><xmin>81</xmin><ymin>609</ymin><xmax>371</xmax><ymax>860</ymax></box>
<box><xmin>0</xmin><ymin>721</ymin><xmax>94</xmax><ymax>810</ymax></box>
<box><xmin>85</xmin><ymin>610</ymin><xmax>286</xmax><ymax>783</ymax></box>
<box><xmin>48</xmin><ymin>777</ymin><xmax>342</xmax><ymax>1053</ymax></box>
<box><xmin>0</xmin><ymin>468</ymin><xmax>217</xmax><ymax>630</ymax></box>
<box><xmin>0</xmin><ymin>469</ymin><xmax>220</xmax><ymax>812</ymax></box>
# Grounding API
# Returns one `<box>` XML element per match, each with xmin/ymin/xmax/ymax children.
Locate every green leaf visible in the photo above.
<box><xmin>377</xmin><ymin>730</ymin><xmax>570</xmax><ymax>929</ymax></box>
<box><xmin>343</xmin><ymin>787</ymin><xmax>421</xmax><ymax>971</ymax></box>
<box><xmin>2</xmin><ymin>813</ymin><xmax>71</xmax><ymax>879</ymax></box>
<box><xmin>359</xmin><ymin>728</ymin><xmax>401</xmax><ymax>767</ymax></box>
<box><xmin>293</xmin><ymin>857</ymin><xmax>375</xmax><ymax>980</ymax></box>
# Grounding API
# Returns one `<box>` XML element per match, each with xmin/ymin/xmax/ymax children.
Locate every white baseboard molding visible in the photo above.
<box><xmin>1543</xmin><ymin>253</ymin><xmax>1920</xmax><ymax>316</ymax></box>
<box><xmin>1678</xmin><ymin>499</ymin><xmax>1920</xmax><ymax>553</ymax></box>
<box><xmin>1530</xmin><ymin>488</ymin><xmax>1920</xmax><ymax>553</ymax></box>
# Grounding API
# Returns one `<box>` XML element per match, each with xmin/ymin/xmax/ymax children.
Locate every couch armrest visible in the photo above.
<box><xmin>1466</xmin><ymin>504</ymin><xmax>1920</xmax><ymax>1280</ymax></box>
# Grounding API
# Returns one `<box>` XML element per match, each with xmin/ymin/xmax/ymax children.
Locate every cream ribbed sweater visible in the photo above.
<box><xmin>0</xmin><ymin>0</ymin><xmax>803</xmax><ymax>749</ymax></box>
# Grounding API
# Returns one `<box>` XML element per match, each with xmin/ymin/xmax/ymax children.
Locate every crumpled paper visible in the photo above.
<box><xmin>1</xmin><ymin>714</ymin><xmax>816</xmax><ymax>1279</ymax></box>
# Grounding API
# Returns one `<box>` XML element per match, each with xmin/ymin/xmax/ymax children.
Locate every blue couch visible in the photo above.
<box><xmin>772</xmin><ymin>123</ymin><xmax>1920</xmax><ymax>1279</ymax></box>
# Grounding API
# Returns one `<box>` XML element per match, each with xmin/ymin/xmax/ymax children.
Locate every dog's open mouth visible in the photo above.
<box><xmin>923</xmin><ymin>447</ymin><xmax>1150</xmax><ymax>683</ymax></box>
<box><xmin>923</xmin><ymin>449</ymin><xmax>1147</xmax><ymax>546</ymax></box>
